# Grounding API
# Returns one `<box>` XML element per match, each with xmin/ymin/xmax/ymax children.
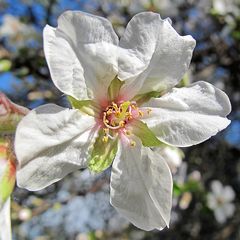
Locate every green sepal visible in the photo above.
<box><xmin>108</xmin><ymin>78</ymin><xmax>124</xmax><ymax>101</ymax></box>
<box><xmin>132</xmin><ymin>91</ymin><xmax>161</xmax><ymax>106</ymax></box>
<box><xmin>67</xmin><ymin>96</ymin><xmax>99</xmax><ymax>117</ymax></box>
<box><xmin>176</xmin><ymin>72</ymin><xmax>190</xmax><ymax>88</ymax></box>
<box><xmin>131</xmin><ymin>120</ymin><xmax>163</xmax><ymax>147</ymax></box>
<box><xmin>88</xmin><ymin>129</ymin><xmax>118</xmax><ymax>173</ymax></box>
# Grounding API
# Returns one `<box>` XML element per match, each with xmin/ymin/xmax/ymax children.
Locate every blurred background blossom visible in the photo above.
<box><xmin>0</xmin><ymin>0</ymin><xmax>239</xmax><ymax>239</ymax></box>
<box><xmin>207</xmin><ymin>180</ymin><xmax>236</xmax><ymax>224</ymax></box>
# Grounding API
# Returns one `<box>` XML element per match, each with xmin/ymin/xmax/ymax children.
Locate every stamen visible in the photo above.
<box><xmin>125</xmin><ymin>130</ymin><xmax>131</xmax><ymax>136</ymax></box>
<box><xmin>102</xmin><ymin>101</ymin><xmax>140</xmax><ymax>131</ymax></box>
<box><xmin>147</xmin><ymin>108</ymin><xmax>152</xmax><ymax>115</ymax></box>
<box><xmin>106</xmin><ymin>109</ymin><xmax>113</xmax><ymax>115</ymax></box>
<box><xmin>126</xmin><ymin>112</ymin><xmax>132</xmax><ymax>119</ymax></box>
<box><xmin>103</xmin><ymin>128</ymin><xmax>109</xmax><ymax>134</ymax></box>
<box><xmin>119</xmin><ymin>120</ymin><xmax>125</xmax><ymax>128</ymax></box>
<box><xmin>102</xmin><ymin>135</ymin><xmax>109</xmax><ymax>143</ymax></box>
<box><xmin>130</xmin><ymin>140</ymin><xmax>136</xmax><ymax>147</ymax></box>
<box><xmin>138</xmin><ymin>110</ymin><xmax>144</xmax><ymax>117</ymax></box>
<box><xmin>131</xmin><ymin>104</ymin><xmax>137</xmax><ymax>110</ymax></box>
<box><xmin>112</xmin><ymin>102</ymin><xmax>118</xmax><ymax>111</ymax></box>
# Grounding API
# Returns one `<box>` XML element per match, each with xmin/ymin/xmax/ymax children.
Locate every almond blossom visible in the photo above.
<box><xmin>15</xmin><ymin>11</ymin><xmax>231</xmax><ymax>231</ymax></box>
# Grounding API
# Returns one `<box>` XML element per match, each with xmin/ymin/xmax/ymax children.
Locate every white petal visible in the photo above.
<box><xmin>222</xmin><ymin>203</ymin><xmax>235</xmax><ymax>218</ymax></box>
<box><xmin>211</xmin><ymin>180</ymin><xmax>224</xmax><ymax>197</ymax></box>
<box><xmin>214</xmin><ymin>207</ymin><xmax>227</xmax><ymax>224</ymax></box>
<box><xmin>141</xmin><ymin>81</ymin><xmax>231</xmax><ymax>147</ymax></box>
<box><xmin>223</xmin><ymin>186</ymin><xmax>235</xmax><ymax>202</ymax></box>
<box><xmin>15</xmin><ymin>104</ymin><xmax>97</xmax><ymax>191</ymax></box>
<box><xmin>44</xmin><ymin>11</ymin><xmax>119</xmax><ymax>101</ymax></box>
<box><xmin>207</xmin><ymin>193</ymin><xmax>218</xmax><ymax>209</ymax></box>
<box><xmin>118</xmin><ymin>12</ymin><xmax>195</xmax><ymax>99</ymax></box>
<box><xmin>0</xmin><ymin>198</ymin><xmax>11</xmax><ymax>240</ymax></box>
<box><xmin>110</xmin><ymin>141</ymin><xmax>173</xmax><ymax>231</ymax></box>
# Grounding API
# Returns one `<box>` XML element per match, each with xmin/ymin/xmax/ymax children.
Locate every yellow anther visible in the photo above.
<box><xmin>130</xmin><ymin>140</ymin><xmax>136</xmax><ymax>147</ymax></box>
<box><xmin>147</xmin><ymin>108</ymin><xmax>152</xmax><ymax>115</ymax></box>
<box><xmin>112</xmin><ymin>102</ymin><xmax>118</xmax><ymax>111</ymax></box>
<box><xmin>119</xmin><ymin>103</ymin><xmax>123</xmax><ymax>111</ymax></box>
<box><xmin>138</xmin><ymin>110</ymin><xmax>144</xmax><ymax>117</ymax></box>
<box><xmin>106</xmin><ymin>109</ymin><xmax>113</xmax><ymax>115</ymax></box>
<box><xmin>126</xmin><ymin>113</ymin><xmax>133</xmax><ymax>120</ymax></box>
<box><xmin>103</xmin><ymin>128</ymin><xmax>109</xmax><ymax>134</ymax></box>
<box><xmin>126</xmin><ymin>112</ymin><xmax>132</xmax><ymax>117</ymax></box>
<box><xmin>125</xmin><ymin>130</ymin><xmax>131</xmax><ymax>136</ymax></box>
<box><xmin>131</xmin><ymin>104</ymin><xmax>137</xmax><ymax>109</ymax></box>
<box><xmin>102</xmin><ymin>135</ymin><xmax>109</xmax><ymax>143</ymax></box>
<box><xmin>119</xmin><ymin>120</ymin><xmax>125</xmax><ymax>127</ymax></box>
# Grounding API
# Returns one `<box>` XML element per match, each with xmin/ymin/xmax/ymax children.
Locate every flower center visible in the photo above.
<box><xmin>101</xmin><ymin>101</ymin><xmax>144</xmax><ymax>145</ymax></box>
<box><xmin>217</xmin><ymin>197</ymin><xmax>224</xmax><ymax>205</ymax></box>
<box><xmin>103</xmin><ymin>101</ymin><xmax>133</xmax><ymax>130</ymax></box>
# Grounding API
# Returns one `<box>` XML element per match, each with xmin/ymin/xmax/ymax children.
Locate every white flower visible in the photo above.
<box><xmin>15</xmin><ymin>11</ymin><xmax>231</xmax><ymax>231</ymax></box>
<box><xmin>207</xmin><ymin>180</ymin><xmax>235</xmax><ymax>224</ymax></box>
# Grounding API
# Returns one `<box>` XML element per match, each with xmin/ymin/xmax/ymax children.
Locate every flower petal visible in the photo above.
<box><xmin>214</xmin><ymin>207</ymin><xmax>227</xmax><ymax>224</ymax></box>
<box><xmin>15</xmin><ymin>104</ymin><xmax>97</xmax><ymax>191</ymax></box>
<box><xmin>118</xmin><ymin>12</ymin><xmax>195</xmax><ymax>99</ymax></box>
<box><xmin>141</xmin><ymin>81</ymin><xmax>231</xmax><ymax>147</ymax></box>
<box><xmin>222</xmin><ymin>203</ymin><xmax>235</xmax><ymax>218</ymax></box>
<box><xmin>44</xmin><ymin>11</ymin><xmax>119</xmax><ymax>101</ymax></box>
<box><xmin>211</xmin><ymin>180</ymin><xmax>223</xmax><ymax>197</ymax></box>
<box><xmin>110</xmin><ymin>140</ymin><xmax>173</xmax><ymax>231</ymax></box>
<box><xmin>0</xmin><ymin>198</ymin><xmax>11</xmax><ymax>240</ymax></box>
<box><xmin>207</xmin><ymin>193</ymin><xmax>218</xmax><ymax>209</ymax></box>
<box><xmin>223</xmin><ymin>186</ymin><xmax>235</xmax><ymax>202</ymax></box>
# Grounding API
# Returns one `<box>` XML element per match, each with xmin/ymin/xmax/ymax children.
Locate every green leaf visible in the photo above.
<box><xmin>232</xmin><ymin>30</ymin><xmax>240</xmax><ymax>40</ymax></box>
<box><xmin>132</xmin><ymin>91</ymin><xmax>161</xmax><ymax>106</ymax></box>
<box><xmin>87</xmin><ymin>232</ymin><xmax>97</xmax><ymax>240</ymax></box>
<box><xmin>108</xmin><ymin>77</ymin><xmax>124</xmax><ymax>101</ymax></box>
<box><xmin>173</xmin><ymin>182</ymin><xmax>182</xmax><ymax>197</ymax></box>
<box><xmin>131</xmin><ymin>120</ymin><xmax>163</xmax><ymax>147</ymax></box>
<box><xmin>88</xmin><ymin>129</ymin><xmax>118</xmax><ymax>173</ymax></box>
<box><xmin>67</xmin><ymin>96</ymin><xmax>99</xmax><ymax>117</ymax></box>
